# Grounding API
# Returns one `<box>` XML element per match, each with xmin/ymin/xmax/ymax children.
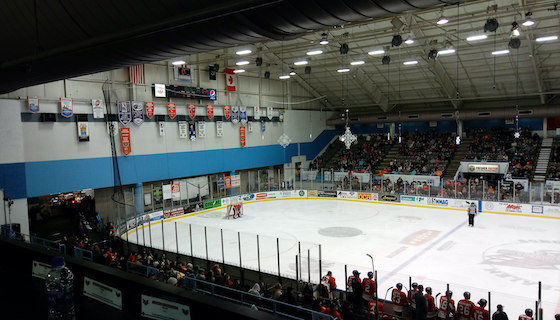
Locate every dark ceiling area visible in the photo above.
<box><xmin>0</xmin><ymin>0</ymin><xmax>461</xmax><ymax>94</ymax></box>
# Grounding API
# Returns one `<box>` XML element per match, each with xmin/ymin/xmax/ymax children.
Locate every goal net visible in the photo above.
<box><xmin>226</xmin><ymin>202</ymin><xmax>243</xmax><ymax>219</ymax></box>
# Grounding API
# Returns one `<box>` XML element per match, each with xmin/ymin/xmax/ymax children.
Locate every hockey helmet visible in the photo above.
<box><xmin>412</xmin><ymin>282</ymin><xmax>418</xmax><ymax>288</ymax></box>
<box><xmin>396</xmin><ymin>283</ymin><xmax>403</xmax><ymax>290</ymax></box>
<box><xmin>446</xmin><ymin>290</ymin><xmax>453</xmax><ymax>297</ymax></box>
<box><xmin>425</xmin><ymin>287</ymin><xmax>432</xmax><ymax>294</ymax></box>
<box><xmin>554</xmin><ymin>314</ymin><xmax>560</xmax><ymax>320</ymax></box>
<box><xmin>525</xmin><ymin>309</ymin><xmax>533</xmax><ymax>317</ymax></box>
<box><xmin>464</xmin><ymin>291</ymin><xmax>471</xmax><ymax>299</ymax></box>
<box><xmin>353</xmin><ymin>270</ymin><xmax>359</xmax><ymax>276</ymax></box>
<box><xmin>368</xmin><ymin>271</ymin><xmax>374</xmax><ymax>278</ymax></box>
<box><xmin>478</xmin><ymin>299</ymin><xmax>487</xmax><ymax>308</ymax></box>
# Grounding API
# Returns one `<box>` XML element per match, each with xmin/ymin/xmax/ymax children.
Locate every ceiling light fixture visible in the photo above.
<box><xmin>382</xmin><ymin>56</ymin><xmax>391</xmax><ymax>65</ymax></box>
<box><xmin>491</xmin><ymin>49</ymin><xmax>510</xmax><ymax>55</ymax></box>
<box><xmin>233</xmin><ymin>69</ymin><xmax>245</xmax><ymax>73</ymax></box>
<box><xmin>339</xmin><ymin>43</ymin><xmax>349</xmax><ymax>55</ymax></box>
<box><xmin>172</xmin><ymin>60</ymin><xmax>185</xmax><ymax>66</ymax></box>
<box><xmin>319</xmin><ymin>33</ymin><xmax>329</xmax><ymax>45</ymax></box>
<box><xmin>350</xmin><ymin>60</ymin><xmax>365</xmax><ymax>65</ymax></box>
<box><xmin>279</xmin><ymin>75</ymin><xmax>290</xmax><ymax>79</ymax></box>
<box><xmin>509</xmin><ymin>38</ymin><xmax>521</xmax><ymax>49</ymax></box>
<box><xmin>294</xmin><ymin>60</ymin><xmax>308</xmax><ymax>65</ymax></box>
<box><xmin>236</xmin><ymin>49</ymin><xmax>252</xmax><ymax>55</ymax></box>
<box><xmin>484</xmin><ymin>18</ymin><xmax>499</xmax><ymax>32</ymax></box>
<box><xmin>467</xmin><ymin>34</ymin><xmax>488</xmax><ymax>41</ymax></box>
<box><xmin>536</xmin><ymin>35</ymin><xmax>558</xmax><ymax>42</ymax></box>
<box><xmin>437</xmin><ymin>16</ymin><xmax>449</xmax><ymax>25</ymax></box>
<box><xmin>289</xmin><ymin>68</ymin><xmax>296</xmax><ymax>76</ymax></box>
<box><xmin>511</xmin><ymin>21</ymin><xmax>521</xmax><ymax>37</ymax></box>
<box><xmin>368</xmin><ymin>49</ymin><xmax>385</xmax><ymax>55</ymax></box>
<box><xmin>405</xmin><ymin>37</ymin><xmax>415</xmax><ymax>44</ymax></box>
<box><xmin>391</xmin><ymin>35</ymin><xmax>403</xmax><ymax>47</ymax></box>
<box><xmin>428</xmin><ymin>49</ymin><xmax>438</xmax><ymax>60</ymax></box>
<box><xmin>438</xmin><ymin>48</ymin><xmax>456</xmax><ymax>55</ymax></box>
<box><xmin>255</xmin><ymin>57</ymin><xmax>263</xmax><ymax>66</ymax></box>
<box><xmin>403</xmin><ymin>60</ymin><xmax>418</xmax><ymax>65</ymax></box>
<box><xmin>307</xmin><ymin>50</ymin><xmax>323</xmax><ymax>56</ymax></box>
<box><xmin>236</xmin><ymin>60</ymin><xmax>250</xmax><ymax>66</ymax></box>
<box><xmin>337</xmin><ymin>68</ymin><xmax>350</xmax><ymax>73</ymax></box>
<box><xmin>522</xmin><ymin>12</ymin><xmax>534</xmax><ymax>26</ymax></box>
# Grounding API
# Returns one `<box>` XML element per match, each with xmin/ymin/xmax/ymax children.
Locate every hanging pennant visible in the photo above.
<box><xmin>145</xmin><ymin>102</ymin><xmax>154</xmax><ymax>119</ymax></box>
<box><xmin>91</xmin><ymin>99</ymin><xmax>104</xmax><ymax>118</ymax></box>
<box><xmin>253</xmin><ymin>106</ymin><xmax>260</xmax><ymax>120</ymax></box>
<box><xmin>240</xmin><ymin>126</ymin><xmax>246</xmax><ymax>148</ymax></box>
<box><xmin>107</xmin><ymin>121</ymin><xmax>119</xmax><ymax>137</ymax></box>
<box><xmin>247</xmin><ymin>121</ymin><xmax>253</xmax><ymax>133</ymax></box>
<box><xmin>188</xmin><ymin>103</ymin><xmax>196</xmax><ymax>119</ymax></box>
<box><xmin>261</xmin><ymin>120</ymin><xmax>266</xmax><ymax>140</ymax></box>
<box><xmin>132</xmin><ymin>101</ymin><xmax>144</xmax><ymax>125</ymax></box>
<box><xmin>120</xmin><ymin>128</ymin><xmax>131</xmax><ymax>156</ymax></box>
<box><xmin>225</xmin><ymin>68</ymin><xmax>236</xmax><ymax>92</ymax></box>
<box><xmin>223</xmin><ymin>105</ymin><xmax>231</xmax><ymax>120</ymax></box>
<box><xmin>267</xmin><ymin>107</ymin><xmax>273</xmax><ymax>120</ymax></box>
<box><xmin>206</xmin><ymin>104</ymin><xmax>214</xmax><ymax>119</ymax></box>
<box><xmin>216</xmin><ymin>121</ymin><xmax>224</xmax><ymax>137</ymax></box>
<box><xmin>167</xmin><ymin>102</ymin><xmax>176</xmax><ymax>119</ymax></box>
<box><xmin>118</xmin><ymin>101</ymin><xmax>131</xmax><ymax>126</ymax></box>
<box><xmin>231</xmin><ymin>106</ymin><xmax>239</xmax><ymax>124</ymax></box>
<box><xmin>77</xmin><ymin>122</ymin><xmax>89</xmax><ymax>142</ymax></box>
<box><xmin>60</xmin><ymin>97</ymin><xmax>74</xmax><ymax>118</ymax></box>
<box><xmin>239</xmin><ymin>106</ymin><xmax>247</xmax><ymax>125</ymax></box>
<box><xmin>189</xmin><ymin>121</ymin><xmax>196</xmax><ymax>141</ymax></box>
<box><xmin>178</xmin><ymin>121</ymin><xmax>188</xmax><ymax>139</ymax></box>
<box><xmin>28</xmin><ymin>96</ymin><xmax>39</xmax><ymax>113</ymax></box>
<box><xmin>198</xmin><ymin>121</ymin><xmax>206</xmax><ymax>138</ymax></box>
<box><xmin>158</xmin><ymin>122</ymin><xmax>165</xmax><ymax>136</ymax></box>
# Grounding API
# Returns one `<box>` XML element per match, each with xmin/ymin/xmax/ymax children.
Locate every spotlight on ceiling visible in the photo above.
<box><xmin>337</xmin><ymin>68</ymin><xmax>350</xmax><ymax>73</ymax></box>
<box><xmin>307</xmin><ymin>50</ymin><xmax>323</xmax><ymax>56</ymax></box>
<box><xmin>289</xmin><ymin>68</ymin><xmax>296</xmax><ymax>76</ymax></box>
<box><xmin>233</xmin><ymin>69</ymin><xmax>245</xmax><ymax>73</ymax></box>
<box><xmin>437</xmin><ymin>16</ymin><xmax>449</xmax><ymax>25</ymax></box>
<box><xmin>392</xmin><ymin>35</ymin><xmax>403</xmax><ymax>47</ymax></box>
<box><xmin>319</xmin><ymin>33</ymin><xmax>329</xmax><ymax>45</ymax></box>
<box><xmin>236</xmin><ymin>49</ymin><xmax>252</xmax><ymax>55</ymax></box>
<box><xmin>350</xmin><ymin>60</ymin><xmax>365</xmax><ymax>65</ymax></box>
<box><xmin>428</xmin><ymin>49</ymin><xmax>438</xmax><ymax>60</ymax></box>
<box><xmin>403</xmin><ymin>60</ymin><xmax>419</xmax><ymax>65</ymax></box>
<box><xmin>339</xmin><ymin>43</ymin><xmax>349</xmax><ymax>55</ymax></box>
<box><xmin>236</xmin><ymin>60</ymin><xmax>250</xmax><ymax>66</ymax></box>
<box><xmin>509</xmin><ymin>38</ymin><xmax>521</xmax><ymax>49</ymax></box>
<box><xmin>368</xmin><ymin>49</ymin><xmax>385</xmax><ymax>55</ymax></box>
<box><xmin>522</xmin><ymin>12</ymin><xmax>534</xmax><ymax>26</ymax></box>
<box><xmin>535</xmin><ymin>35</ymin><xmax>558</xmax><ymax>42</ymax></box>
<box><xmin>511</xmin><ymin>21</ymin><xmax>521</xmax><ymax>37</ymax></box>
<box><xmin>467</xmin><ymin>34</ymin><xmax>488</xmax><ymax>42</ymax></box>
<box><xmin>484</xmin><ymin>18</ymin><xmax>499</xmax><ymax>32</ymax></box>
<box><xmin>264</xmin><ymin>71</ymin><xmax>270</xmax><ymax>79</ymax></box>
<box><xmin>304</xmin><ymin>66</ymin><xmax>312</xmax><ymax>74</ymax></box>
<box><xmin>382</xmin><ymin>56</ymin><xmax>391</xmax><ymax>65</ymax></box>
<box><xmin>279</xmin><ymin>75</ymin><xmax>290</xmax><ymax>79</ymax></box>
<box><xmin>404</xmin><ymin>37</ymin><xmax>415</xmax><ymax>44</ymax></box>
<box><xmin>294</xmin><ymin>60</ymin><xmax>308</xmax><ymax>66</ymax></box>
<box><xmin>172</xmin><ymin>60</ymin><xmax>185</xmax><ymax>66</ymax></box>
<box><xmin>255</xmin><ymin>57</ymin><xmax>263</xmax><ymax>66</ymax></box>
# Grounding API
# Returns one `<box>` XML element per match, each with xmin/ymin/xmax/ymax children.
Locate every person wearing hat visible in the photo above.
<box><xmin>467</xmin><ymin>202</ymin><xmax>477</xmax><ymax>227</ymax></box>
<box><xmin>492</xmin><ymin>304</ymin><xmax>509</xmax><ymax>320</ymax></box>
<box><xmin>347</xmin><ymin>270</ymin><xmax>361</xmax><ymax>305</ymax></box>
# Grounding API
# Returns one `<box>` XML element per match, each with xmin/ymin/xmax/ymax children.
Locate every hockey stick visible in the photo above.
<box><xmin>366</xmin><ymin>253</ymin><xmax>374</xmax><ymax>274</ymax></box>
<box><xmin>435</xmin><ymin>292</ymin><xmax>441</xmax><ymax>308</ymax></box>
<box><xmin>384</xmin><ymin>286</ymin><xmax>394</xmax><ymax>301</ymax></box>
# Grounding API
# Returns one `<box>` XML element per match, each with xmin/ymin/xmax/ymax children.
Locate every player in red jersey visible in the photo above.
<box><xmin>392</xmin><ymin>283</ymin><xmax>408</xmax><ymax>317</ymax></box>
<box><xmin>409</xmin><ymin>282</ymin><xmax>419</xmax><ymax>311</ymax></box>
<box><xmin>233</xmin><ymin>203</ymin><xmax>242</xmax><ymax>218</ymax></box>
<box><xmin>368</xmin><ymin>299</ymin><xmax>384</xmax><ymax>316</ymax></box>
<box><xmin>362</xmin><ymin>271</ymin><xmax>376</xmax><ymax>302</ymax></box>
<box><xmin>473</xmin><ymin>299</ymin><xmax>489</xmax><ymax>320</ymax></box>
<box><xmin>457</xmin><ymin>292</ymin><xmax>476</xmax><ymax>320</ymax></box>
<box><xmin>518</xmin><ymin>309</ymin><xmax>533</xmax><ymax>320</ymax></box>
<box><xmin>425</xmin><ymin>287</ymin><xmax>437</xmax><ymax>320</ymax></box>
<box><xmin>438</xmin><ymin>290</ymin><xmax>455</xmax><ymax>320</ymax></box>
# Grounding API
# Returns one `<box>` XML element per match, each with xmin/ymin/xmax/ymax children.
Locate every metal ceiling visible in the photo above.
<box><xmin>0</xmin><ymin>0</ymin><xmax>462</xmax><ymax>95</ymax></box>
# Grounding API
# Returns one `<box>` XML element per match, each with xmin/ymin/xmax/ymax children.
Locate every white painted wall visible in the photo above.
<box><xmin>0</xmin><ymin>100</ymin><xmax>24</xmax><ymax>164</ymax></box>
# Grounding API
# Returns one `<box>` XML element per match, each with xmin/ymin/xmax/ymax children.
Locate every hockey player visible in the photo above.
<box><xmin>518</xmin><ymin>309</ymin><xmax>533</xmax><ymax>320</ymax></box>
<box><xmin>233</xmin><ymin>203</ymin><xmax>242</xmax><ymax>218</ymax></box>
<box><xmin>368</xmin><ymin>299</ymin><xmax>385</xmax><ymax>317</ymax></box>
<box><xmin>473</xmin><ymin>299</ymin><xmax>489</xmax><ymax>320</ymax></box>
<box><xmin>362</xmin><ymin>271</ymin><xmax>377</xmax><ymax>302</ymax></box>
<box><xmin>438</xmin><ymin>290</ymin><xmax>455</xmax><ymax>320</ymax></box>
<box><xmin>409</xmin><ymin>282</ymin><xmax>419</xmax><ymax>311</ymax></box>
<box><xmin>319</xmin><ymin>273</ymin><xmax>331</xmax><ymax>299</ymax></box>
<box><xmin>457</xmin><ymin>291</ymin><xmax>475</xmax><ymax>320</ymax></box>
<box><xmin>347</xmin><ymin>270</ymin><xmax>361</xmax><ymax>300</ymax></box>
<box><xmin>425</xmin><ymin>287</ymin><xmax>438</xmax><ymax>320</ymax></box>
<box><xmin>392</xmin><ymin>283</ymin><xmax>408</xmax><ymax>317</ymax></box>
<box><xmin>467</xmin><ymin>202</ymin><xmax>477</xmax><ymax>227</ymax></box>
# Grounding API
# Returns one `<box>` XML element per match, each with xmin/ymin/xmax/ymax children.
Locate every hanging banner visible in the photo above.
<box><xmin>223</xmin><ymin>105</ymin><xmax>231</xmax><ymax>120</ymax></box>
<box><xmin>231</xmin><ymin>106</ymin><xmax>239</xmax><ymax>124</ymax></box>
<box><xmin>178</xmin><ymin>121</ymin><xmax>188</xmax><ymax>139</ymax></box>
<box><xmin>174</xmin><ymin>65</ymin><xmax>194</xmax><ymax>82</ymax></box>
<box><xmin>60</xmin><ymin>97</ymin><xmax>73</xmax><ymax>118</ymax></box>
<box><xmin>118</xmin><ymin>101</ymin><xmax>131</xmax><ymax>126</ymax></box>
<box><xmin>240</xmin><ymin>126</ymin><xmax>246</xmax><ymax>148</ymax></box>
<box><xmin>261</xmin><ymin>120</ymin><xmax>266</xmax><ymax>133</ymax></box>
<box><xmin>158</xmin><ymin>122</ymin><xmax>165</xmax><ymax>136</ymax></box>
<box><xmin>91</xmin><ymin>99</ymin><xmax>104</xmax><ymax>118</ymax></box>
<box><xmin>189</xmin><ymin>121</ymin><xmax>196</xmax><ymax>141</ymax></box>
<box><xmin>140</xmin><ymin>295</ymin><xmax>191</xmax><ymax>320</ymax></box>
<box><xmin>267</xmin><ymin>106</ymin><xmax>273</xmax><ymax>120</ymax></box>
<box><xmin>28</xmin><ymin>96</ymin><xmax>39</xmax><ymax>113</ymax></box>
<box><xmin>77</xmin><ymin>122</ymin><xmax>89</xmax><ymax>142</ymax></box>
<box><xmin>206</xmin><ymin>104</ymin><xmax>214</xmax><ymax>119</ymax></box>
<box><xmin>253</xmin><ymin>106</ymin><xmax>260</xmax><ymax>120</ymax></box>
<box><xmin>171</xmin><ymin>183</ymin><xmax>181</xmax><ymax>200</ymax></box>
<box><xmin>198</xmin><ymin>121</ymin><xmax>206</xmax><ymax>138</ymax></box>
<box><xmin>131</xmin><ymin>101</ymin><xmax>144</xmax><ymax>125</ymax></box>
<box><xmin>225</xmin><ymin>68</ymin><xmax>236</xmax><ymax>92</ymax></box>
<box><xmin>231</xmin><ymin>175</ymin><xmax>241</xmax><ymax>188</ymax></box>
<box><xmin>83</xmin><ymin>277</ymin><xmax>123</xmax><ymax>310</ymax></box>
<box><xmin>120</xmin><ymin>128</ymin><xmax>131</xmax><ymax>156</ymax></box>
<box><xmin>216</xmin><ymin>121</ymin><xmax>224</xmax><ymax>137</ymax></box>
<box><xmin>224</xmin><ymin>176</ymin><xmax>232</xmax><ymax>189</ymax></box>
<box><xmin>188</xmin><ymin>103</ymin><xmax>196</xmax><ymax>119</ymax></box>
<box><xmin>107</xmin><ymin>121</ymin><xmax>119</xmax><ymax>137</ymax></box>
<box><xmin>239</xmin><ymin>106</ymin><xmax>247</xmax><ymax>125</ymax></box>
<box><xmin>167</xmin><ymin>102</ymin><xmax>176</xmax><ymax>119</ymax></box>
<box><xmin>247</xmin><ymin>121</ymin><xmax>253</xmax><ymax>133</ymax></box>
<box><xmin>209</xmin><ymin>89</ymin><xmax>217</xmax><ymax>100</ymax></box>
<box><xmin>154</xmin><ymin>83</ymin><xmax>166</xmax><ymax>97</ymax></box>
<box><xmin>145</xmin><ymin>102</ymin><xmax>154</xmax><ymax>119</ymax></box>
<box><xmin>162</xmin><ymin>184</ymin><xmax>172</xmax><ymax>200</ymax></box>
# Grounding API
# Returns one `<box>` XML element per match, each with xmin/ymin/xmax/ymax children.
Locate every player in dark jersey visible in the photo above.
<box><xmin>518</xmin><ymin>309</ymin><xmax>533</xmax><ymax>320</ymax></box>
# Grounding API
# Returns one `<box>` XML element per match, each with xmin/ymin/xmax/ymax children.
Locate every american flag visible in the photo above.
<box><xmin>128</xmin><ymin>64</ymin><xmax>145</xmax><ymax>84</ymax></box>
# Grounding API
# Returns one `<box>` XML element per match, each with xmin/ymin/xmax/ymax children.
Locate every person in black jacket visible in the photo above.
<box><xmin>414</xmin><ymin>284</ymin><xmax>428</xmax><ymax>320</ymax></box>
<box><xmin>492</xmin><ymin>304</ymin><xmax>509</xmax><ymax>320</ymax></box>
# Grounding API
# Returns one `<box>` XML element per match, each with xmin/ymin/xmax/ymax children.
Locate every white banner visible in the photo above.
<box><xmin>296</xmin><ymin>190</ymin><xmax>307</xmax><ymax>198</ymax></box>
<box><xmin>468</xmin><ymin>164</ymin><xmax>500</xmax><ymax>173</ymax></box>
<box><xmin>141</xmin><ymin>294</ymin><xmax>191</xmax><ymax>320</ymax></box>
<box><xmin>247</xmin><ymin>121</ymin><xmax>253</xmax><ymax>133</ymax></box>
<box><xmin>267</xmin><ymin>106</ymin><xmax>273</xmax><ymax>120</ymax></box>
<box><xmin>171</xmin><ymin>183</ymin><xmax>181</xmax><ymax>200</ymax></box>
<box><xmin>107</xmin><ymin>121</ymin><xmax>119</xmax><ymax>137</ymax></box>
<box><xmin>231</xmin><ymin>175</ymin><xmax>241</xmax><ymax>188</ymax></box>
<box><xmin>180</xmin><ymin>180</ymin><xmax>188</xmax><ymax>200</ymax></box>
<box><xmin>178</xmin><ymin>121</ymin><xmax>188</xmax><ymax>139</ymax></box>
<box><xmin>154</xmin><ymin>83</ymin><xmax>166</xmax><ymax>97</ymax></box>
<box><xmin>91</xmin><ymin>99</ymin><xmax>104</xmax><ymax>118</ymax></box>
<box><xmin>159</xmin><ymin>122</ymin><xmax>165</xmax><ymax>136</ymax></box>
<box><xmin>198</xmin><ymin>121</ymin><xmax>206</xmax><ymax>138</ymax></box>
<box><xmin>83</xmin><ymin>277</ymin><xmax>122</xmax><ymax>310</ymax></box>
<box><xmin>32</xmin><ymin>260</ymin><xmax>51</xmax><ymax>279</ymax></box>
<box><xmin>337</xmin><ymin>190</ymin><xmax>358</xmax><ymax>199</ymax></box>
<box><xmin>77</xmin><ymin>122</ymin><xmax>89</xmax><ymax>142</ymax></box>
<box><xmin>216</xmin><ymin>121</ymin><xmax>223</xmax><ymax>137</ymax></box>
<box><xmin>254</xmin><ymin>106</ymin><xmax>260</xmax><ymax>120</ymax></box>
<box><xmin>400</xmin><ymin>195</ymin><xmax>428</xmax><ymax>205</ymax></box>
<box><xmin>162</xmin><ymin>184</ymin><xmax>172</xmax><ymax>200</ymax></box>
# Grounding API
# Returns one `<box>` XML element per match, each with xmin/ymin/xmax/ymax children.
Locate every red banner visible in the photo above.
<box><xmin>206</xmin><ymin>104</ymin><xmax>214</xmax><ymax>119</ymax></box>
<box><xmin>240</xmin><ymin>126</ymin><xmax>246</xmax><ymax>148</ymax></box>
<box><xmin>225</xmin><ymin>68</ymin><xmax>236</xmax><ymax>92</ymax></box>
<box><xmin>167</xmin><ymin>102</ymin><xmax>176</xmax><ymax>119</ymax></box>
<box><xmin>145</xmin><ymin>102</ymin><xmax>154</xmax><ymax>119</ymax></box>
<box><xmin>224</xmin><ymin>105</ymin><xmax>231</xmax><ymax>120</ymax></box>
<box><xmin>188</xmin><ymin>103</ymin><xmax>196</xmax><ymax>119</ymax></box>
<box><xmin>120</xmin><ymin>128</ymin><xmax>131</xmax><ymax>156</ymax></box>
<box><xmin>224</xmin><ymin>176</ymin><xmax>231</xmax><ymax>189</ymax></box>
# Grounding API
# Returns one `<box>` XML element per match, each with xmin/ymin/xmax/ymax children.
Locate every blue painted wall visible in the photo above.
<box><xmin>0</xmin><ymin>163</ymin><xmax>26</xmax><ymax>199</ymax></box>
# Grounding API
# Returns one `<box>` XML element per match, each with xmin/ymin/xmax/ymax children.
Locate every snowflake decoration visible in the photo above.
<box><xmin>339</xmin><ymin>126</ymin><xmax>357</xmax><ymax>149</ymax></box>
<box><xmin>278</xmin><ymin>133</ymin><xmax>292</xmax><ymax>148</ymax></box>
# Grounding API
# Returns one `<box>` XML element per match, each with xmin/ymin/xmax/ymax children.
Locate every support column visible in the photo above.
<box><xmin>389</xmin><ymin>123</ymin><xmax>395</xmax><ymax>138</ymax></box>
<box><xmin>457</xmin><ymin>120</ymin><xmax>464</xmax><ymax>138</ymax></box>
<box><xmin>134</xmin><ymin>183</ymin><xmax>144</xmax><ymax>215</ymax></box>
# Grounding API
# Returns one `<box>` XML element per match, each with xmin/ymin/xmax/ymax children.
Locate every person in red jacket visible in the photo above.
<box><xmin>518</xmin><ymin>309</ymin><xmax>533</xmax><ymax>320</ymax></box>
<box><xmin>368</xmin><ymin>299</ymin><xmax>384</xmax><ymax>316</ymax></box>
<box><xmin>392</xmin><ymin>283</ymin><xmax>408</xmax><ymax>317</ymax></box>
<box><xmin>473</xmin><ymin>299</ymin><xmax>489</xmax><ymax>320</ymax></box>
<box><xmin>362</xmin><ymin>271</ymin><xmax>376</xmax><ymax>302</ymax></box>
<box><xmin>438</xmin><ymin>290</ymin><xmax>455</xmax><ymax>320</ymax></box>
<box><xmin>457</xmin><ymin>292</ymin><xmax>476</xmax><ymax>320</ymax></box>
<box><xmin>425</xmin><ymin>287</ymin><xmax>437</xmax><ymax>320</ymax></box>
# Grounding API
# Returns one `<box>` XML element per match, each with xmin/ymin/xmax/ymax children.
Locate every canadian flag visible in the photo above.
<box><xmin>226</xmin><ymin>68</ymin><xmax>236</xmax><ymax>92</ymax></box>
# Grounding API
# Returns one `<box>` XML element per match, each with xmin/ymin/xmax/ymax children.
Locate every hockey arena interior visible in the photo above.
<box><xmin>1</xmin><ymin>0</ymin><xmax>559</xmax><ymax>319</ymax></box>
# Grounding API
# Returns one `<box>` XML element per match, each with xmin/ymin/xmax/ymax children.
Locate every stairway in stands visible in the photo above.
<box><xmin>533</xmin><ymin>137</ymin><xmax>553</xmax><ymax>182</ymax></box>
<box><xmin>377</xmin><ymin>143</ymin><xmax>399</xmax><ymax>171</ymax></box>
<box><xmin>441</xmin><ymin>139</ymin><xmax>472</xmax><ymax>181</ymax></box>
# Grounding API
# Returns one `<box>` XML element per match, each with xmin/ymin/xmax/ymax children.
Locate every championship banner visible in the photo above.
<box><xmin>198</xmin><ymin>121</ymin><xmax>206</xmax><ymax>138</ymax></box>
<box><xmin>118</xmin><ymin>101</ymin><xmax>131</xmax><ymax>126</ymax></box>
<box><xmin>223</xmin><ymin>105</ymin><xmax>231</xmax><ymax>120</ymax></box>
<box><xmin>225</xmin><ymin>68</ymin><xmax>236</xmax><ymax>92</ymax></box>
<box><xmin>145</xmin><ymin>102</ymin><xmax>154</xmax><ymax>119</ymax></box>
<box><xmin>60</xmin><ymin>97</ymin><xmax>73</xmax><ymax>118</ymax></box>
<box><xmin>206</xmin><ymin>104</ymin><xmax>214</xmax><ymax>119</ymax></box>
<box><xmin>91</xmin><ymin>99</ymin><xmax>104</xmax><ymax>118</ymax></box>
<box><xmin>178</xmin><ymin>121</ymin><xmax>188</xmax><ymax>139</ymax></box>
<box><xmin>77</xmin><ymin>122</ymin><xmax>89</xmax><ymax>142</ymax></box>
<box><xmin>239</xmin><ymin>106</ymin><xmax>247</xmax><ymax>125</ymax></box>
<box><xmin>28</xmin><ymin>96</ymin><xmax>39</xmax><ymax>113</ymax></box>
<box><xmin>120</xmin><ymin>128</ymin><xmax>131</xmax><ymax>156</ymax></box>
<box><xmin>189</xmin><ymin>121</ymin><xmax>196</xmax><ymax>141</ymax></box>
<box><xmin>231</xmin><ymin>106</ymin><xmax>239</xmax><ymax>124</ymax></box>
<box><xmin>247</xmin><ymin>121</ymin><xmax>253</xmax><ymax>132</ymax></box>
<box><xmin>141</xmin><ymin>295</ymin><xmax>191</xmax><ymax>320</ymax></box>
<box><xmin>167</xmin><ymin>102</ymin><xmax>176</xmax><ymax>119</ymax></box>
<box><xmin>188</xmin><ymin>103</ymin><xmax>196</xmax><ymax>119</ymax></box>
<box><xmin>159</xmin><ymin>122</ymin><xmax>165</xmax><ymax>136</ymax></box>
<box><xmin>240</xmin><ymin>126</ymin><xmax>246</xmax><ymax>148</ymax></box>
<box><xmin>131</xmin><ymin>101</ymin><xmax>144</xmax><ymax>125</ymax></box>
<box><xmin>253</xmin><ymin>106</ymin><xmax>260</xmax><ymax>120</ymax></box>
<box><xmin>216</xmin><ymin>121</ymin><xmax>224</xmax><ymax>137</ymax></box>
<box><xmin>267</xmin><ymin>106</ymin><xmax>273</xmax><ymax>120</ymax></box>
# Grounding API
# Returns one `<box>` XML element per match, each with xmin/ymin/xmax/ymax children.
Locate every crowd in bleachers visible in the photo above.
<box><xmin>547</xmin><ymin>140</ymin><xmax>560</xmax><ymax>179</ymax></box>
<box><xmin>331</xmin><ymin>134</ymin><xmax>392</xmax><ymax>173</ymax></box>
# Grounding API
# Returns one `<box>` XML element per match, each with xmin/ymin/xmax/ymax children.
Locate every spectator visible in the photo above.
<box><xmin>279</xmin><ymin>286</ymin><xmax>296</xmax><ymax>305</ymax></box>
<box><xmin>249</xmin><ymin>283</ymin><xmax>261</xmax><ymax>296</ymax></box>
<box><xmin>492</xmin><ymin>304</ymin><xmax>509</xmax><ymax>320</ymax></box>
<box><xmin>270</xmin><ymin>283</ymin><xmax>282</xmax><ymax>300</ymax></box>
<box><xmin>414</xmin><ymin>285</ymin><xmax>428</xmax><ymax>320</ymax></box>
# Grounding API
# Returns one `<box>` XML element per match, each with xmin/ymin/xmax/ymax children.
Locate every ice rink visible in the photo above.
<box><xmin>127</xmin><ymin>199</ymin><xmax>560</xmax><ymax>319</ymax></box>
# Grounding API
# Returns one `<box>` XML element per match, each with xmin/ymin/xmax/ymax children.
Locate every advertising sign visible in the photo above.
<box><xmin>83</xmin><ymin>277</ymin><xmax>122</xmax><ymax>310</ymax></box>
